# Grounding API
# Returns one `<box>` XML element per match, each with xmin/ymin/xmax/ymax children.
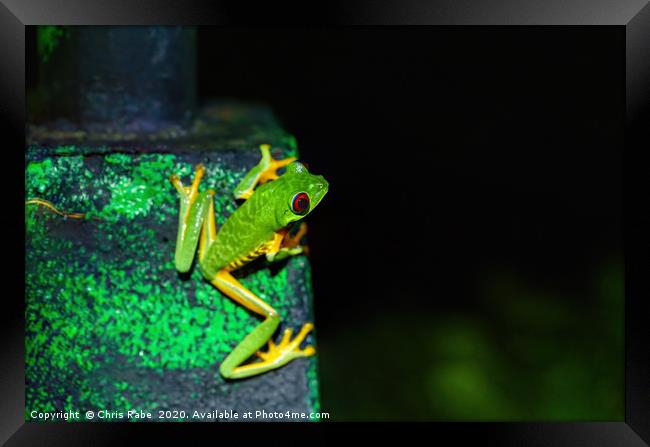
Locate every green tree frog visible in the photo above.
<box><xmin>169</xmin><ymin>144</ymin><xmax>329</xmax><ymax>379</ymax></box>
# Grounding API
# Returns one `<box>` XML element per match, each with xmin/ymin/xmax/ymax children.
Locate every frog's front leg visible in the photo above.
<box><xmin>266</xmin><ymin>223</ymin><xmax>310</xmax><ymax>262</ymax></box>
<box><xmin>233</xmin><ymin>144</ymin><xmax>297</xmax><ymax>200</ymax></box>
<box><xmin>211</xmin><ymin>270</ymin><xmax>315</xmax><ymax>379</ymax></box>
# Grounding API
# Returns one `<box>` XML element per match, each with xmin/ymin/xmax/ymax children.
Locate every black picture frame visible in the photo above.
<box><xmin>2</xmin><ymin>1</ymin><xmax>649</xmax><ymax>445</ymax></box>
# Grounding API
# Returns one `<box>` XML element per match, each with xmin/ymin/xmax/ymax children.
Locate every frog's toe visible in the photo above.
<box><xmin>298</xmin><ymin>345</ymin><xmax>316</xmax><ymax>357</ymax></box>
<box><xmin>170</xmin><ymin>164</ymin><xmax>207</xmax><ymax>199</ymax></box>
<box><xmin>258</xmin><ymin>144</ymin><xmax>297</xmax><ymax>183</ymax></box>
<box><xmin>169</xmin><ymin>173</ymin><xmax>185</xmax><ymax>194</ymax></box>
<box><xmin>285</xmin><ymin>322</ymin><xmax>316</xmax><ymax>359</ymax></box>
<box><xmin>278</xmin><ymin>327</ymin><xmax>294</xmax><ymax>347</ymax></box>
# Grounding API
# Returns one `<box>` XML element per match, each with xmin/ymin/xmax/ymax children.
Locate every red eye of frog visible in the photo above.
<box><xmin>291</xmin><ymin>192</ymin><xmax>310</xmax><ymax>215</ymax></box>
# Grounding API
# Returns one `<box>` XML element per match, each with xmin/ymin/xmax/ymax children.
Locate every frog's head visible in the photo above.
<box><xmin>268</xmin><ymin>161</ymin><xmax>329</xmax><ymax>228</ymax></box>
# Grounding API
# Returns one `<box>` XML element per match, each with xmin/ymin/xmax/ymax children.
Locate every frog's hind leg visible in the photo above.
<box><xmin>212</xmin><ymin>270</ymin><xmax>315</xmax><ymax>379</ymax></box>
<box><xmin>169</xmin><ymin>164</ymin><xmax>213</xmax><ymax>273</ymax></box>
<box><xmin>198</xmin><ymin>190</ymin><xmax>218</xmax><ymax>263</ymax></box>
<box><xmin>233</xmin><ymin>144</ymin><xmax>297</xmax><ymax>200</ymax></box>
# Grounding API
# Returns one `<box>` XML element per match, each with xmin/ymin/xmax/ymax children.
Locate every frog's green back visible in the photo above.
<box><xmin>199</xmin><ymin>163</ymin><xmax>328</xmax><ymax>279</ymax></box>
<box><xmin>199</xmin><ymin>193</ymin><xmax>276</xmax><ymax>278</ymax></box>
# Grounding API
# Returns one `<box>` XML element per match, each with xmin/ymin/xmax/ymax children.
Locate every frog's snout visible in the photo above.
<box><xmin>315</xmin><ymin>176</ymin><xmax>329</xmax><ymax>192</ymax></box>
<box><xmin>311</xmin><ymin>176</ymin><xmax>329</xmax><ymax>206</ymax></box>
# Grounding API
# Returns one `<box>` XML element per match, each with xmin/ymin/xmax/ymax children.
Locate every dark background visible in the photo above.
<box><xmin>27</xmin><ymin>27</ymin><xmax>625</xmax><ymax>420</ymax></box>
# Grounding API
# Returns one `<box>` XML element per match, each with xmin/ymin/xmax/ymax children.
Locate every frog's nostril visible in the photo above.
<box><xmin>315</xmin><ymin>176</ymin><xmax>327</xmax><ymax>189</ymax></box>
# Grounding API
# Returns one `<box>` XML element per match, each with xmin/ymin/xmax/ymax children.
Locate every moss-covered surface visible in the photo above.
<box><xmin>25</xmin><ymin>103</ymin><xmax>320</xmax><ymax>421</ymax></box>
